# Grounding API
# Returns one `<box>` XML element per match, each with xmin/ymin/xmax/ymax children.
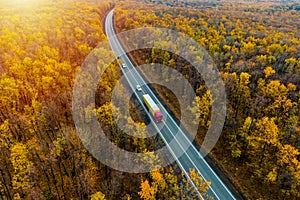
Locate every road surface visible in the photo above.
<box><xmin>105</xmin><ymin>9</ymin><xmax>237</xmax><ymax>200</ymax></box>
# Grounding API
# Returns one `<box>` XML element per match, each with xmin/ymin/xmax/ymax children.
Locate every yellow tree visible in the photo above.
<box><xmin>0</xmin><ymin>120</ymin><xmax>13</xmax><ymax>149</ymax></box>
<box><xmin>139</xmin><ymin>180</ymin><xmax>156</xmax><ymax>200</ymax></box>
<box><xmin>187</xmin><ymin>90</ymin><xmax>212</xmax><ymax>129</ymax></box>
<box><xmin>247</xmin><ymin>117</ymin><xmax>279</xmax><ymax>180</ymax></box>
<box><xmin>274</xmin><ymin>144</ymin><xmax>300</xmax><ymax>198</ymax></box>
<box><xmin>264</xmin><ymin>66</ymin><xmax>275</xmax><ymax>79</ymax></box>
<box><xmin>258</xmin><ymin>79</ymin><xmax>297</xmax><ymax>131</ymax></box>
<box><xmin>96</xmin><ymin>102</ymin><xmax>121</xmax><ymax>135</ymax></box>
<box><xmin>0</xmin><ymin>74</ymin><xmax>21</xmax><ymax>120</ymax></box>
<box><xmin>0</xmin><ymin>120</ymin><xmax>14</xmax><ymax>199</ymax></box>
<box><xmin>91</xmin><ymin>191</ymin><xmax>106</xmax><ymax>200</ymax></box>
<box><xmin>10</xmin><ymin>142</ymin><xmax>33</xmax><ymax>199</ymax></box>
<box><xmin>230</xmin><ymin>117</ymin><xmax>252</xmax><ymax>158</ymax></box>
<box><xmin>139</xmin><ymin>169</ymin><xmax>179</xmax><ymax>200</ymax></box>
<box><xmin>234</xmin><ymin>72</ymin><xmax>251</xmax><ymax>119</ymax></box>
<box><xmin>180</xmin><ymin>169</ymin><xmax>212</xmax><ymax>200</ymax></box>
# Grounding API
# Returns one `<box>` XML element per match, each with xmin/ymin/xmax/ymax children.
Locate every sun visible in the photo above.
<box><xmin>3</xmin><ymin>0</ymin><xmax>42</xmax><ymax>8</ymax></box>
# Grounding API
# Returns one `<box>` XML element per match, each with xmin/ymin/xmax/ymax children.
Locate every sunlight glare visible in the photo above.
<box><xmin>4</xmin><ymin>0</ymin><xmax>42</xmax><ymax>8</ymax></box>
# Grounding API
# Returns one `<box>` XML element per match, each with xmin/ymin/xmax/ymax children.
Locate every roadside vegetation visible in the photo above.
<box><xmin>114</xmin><ymin>1</ymin><xmax>300</xmax><ymax>199</ymax></box>
<box><xmin>0</xmin><ymin>0</ymin><xmax>212</xmax><ymax>199</ymax></box>
<box><xmin>0</xmin><ymin>0</ymin><xmax>117</xmax><ymax>199</ymax></box>
<box><xmin>0</xmin><ymin>0</ymin><xmax>299</xmax><ymax>199</ymax></box>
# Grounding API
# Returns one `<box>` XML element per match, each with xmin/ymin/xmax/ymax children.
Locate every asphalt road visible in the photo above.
<box><xmin>105</xmin><ymin>9</ymin><xmax>237</xmax><ymax>200</ymax></box>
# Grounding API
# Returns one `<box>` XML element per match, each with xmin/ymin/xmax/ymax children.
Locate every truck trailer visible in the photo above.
<box><xmin>142</xmin><ymin>94</ymin><xmax>163</xmax><ymax>123</ymax></box>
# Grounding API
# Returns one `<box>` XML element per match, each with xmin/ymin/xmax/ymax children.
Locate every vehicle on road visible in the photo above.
<box><xmin>136</xmin><ymin>85</ymin><xmax>142</xmax><ymax>92</ymax></box>
<box><xmin>121</xmin><ymin>63</ymin><xmax>126</xmax><ymax>68</ymax></box>
<box><xmin>142</xmin><ymin>94</ymin><xmax>163</xmax><ymax>123</ymax></box>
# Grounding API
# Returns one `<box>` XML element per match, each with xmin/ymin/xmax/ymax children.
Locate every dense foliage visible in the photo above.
<box><xmin>114</xmin><ymin>1</ymin><xmax>300</xmax><ymax>199</ymax></box>
<box><xmin>0</xmin><ymin>0</ymin><xmax>116</xmax><ymax>199</ymax></box>
<box><xmin>1</xmin><ymin>0</ymin><xmax>299</xmax><ymax>199</ymax></box>
<box><xmin>0</xmin><ymin>0</ymin><xmax>212</xmax><ymax>199</ymax></box>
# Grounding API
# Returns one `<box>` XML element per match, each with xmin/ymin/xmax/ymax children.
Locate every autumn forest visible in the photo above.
<box><xmin>0</xmin><ymin>0</ymin><xmax>299</xmax><ymax>200</ymax></box>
